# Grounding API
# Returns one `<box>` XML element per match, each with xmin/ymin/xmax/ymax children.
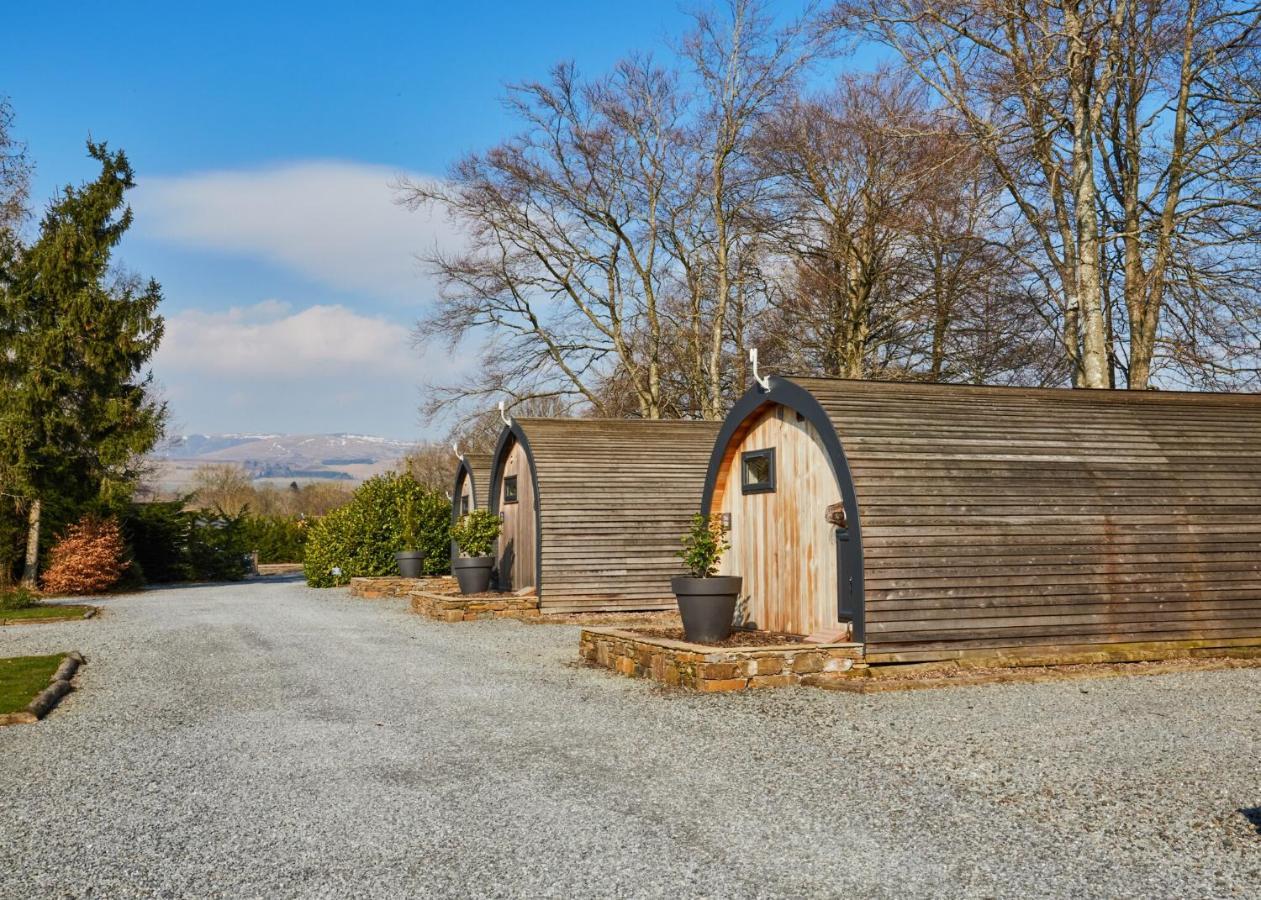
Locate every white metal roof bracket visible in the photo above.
<box><xmin>750</xmin><ymin>348</ymin><xmax>770</xmax><ymax>391</ymax></box>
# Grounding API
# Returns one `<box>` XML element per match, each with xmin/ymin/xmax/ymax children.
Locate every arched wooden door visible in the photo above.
<box><xmin>715</xmin><ymin>403</ymin><xmax>845</xmax><ymax>636</ymax></box>
<box><xmin>496</xmin><ymin>437</ymin><xmax>537</xmax><ymax>592</ymax></box>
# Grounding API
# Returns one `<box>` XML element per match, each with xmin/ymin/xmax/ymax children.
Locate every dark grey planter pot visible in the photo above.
<box><xmin>453</xmin><ymin>556</ymin><xmax>494</xmax><ymax>594</ymax></box>
<box><xmin>395</xmin><ymin>550</ymin><xmax>425</xmax><ymax>579</ymax></box>
<box><xmin>671</xmin><ymin>575</ymin><xmax>742</xmax><ymax>643</ymax></box>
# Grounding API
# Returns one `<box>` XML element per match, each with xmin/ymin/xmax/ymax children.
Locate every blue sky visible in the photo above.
<box><xmin>1</xmin><ymin>1</ymin><xmax>835</xmax><ymax>440</ymax></box>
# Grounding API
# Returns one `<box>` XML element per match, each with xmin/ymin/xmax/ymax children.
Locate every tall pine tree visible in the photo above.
<box><xmin>0</xmin><ymin>142</ymin><xmax>166</xmax><ymax>586</ymax></box>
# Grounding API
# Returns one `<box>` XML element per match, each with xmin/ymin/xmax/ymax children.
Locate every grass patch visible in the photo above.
<box><xmin>0</xmin><ymin>604</ymin><xmax>93</xmax><ymax>623</ymax></box>
<box><xmin>0</xmin><ymin>654</ymin><xmax>66</xmax><ymax>714</ymax></box>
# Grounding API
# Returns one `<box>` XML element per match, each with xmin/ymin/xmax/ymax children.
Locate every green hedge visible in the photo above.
<box><xmin>239</xmin><ymin>515</ymin><xmax>308</xmax><ymax>563</ymax></box>
<box><xmin>122</xmin><ymin>501</ymin><xmax>250</xmax><ymax>583</ymax></box>
<box><xmin>304</xmin><ymin>473</ymin><xmax>451</xmax><ymax>587</ymax></box>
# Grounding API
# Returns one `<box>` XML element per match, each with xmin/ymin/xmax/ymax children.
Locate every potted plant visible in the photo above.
<box><xmin>672</xmin><ymin>513</ymin><xmax>742</xmax><ymax>642</ymax></box>
<box><xmin>394</xmin><ymin>495</ymin><xmax>425</xmax><ymax>578</ymax></box>
<box><xmin>450</xmin><ymin>509</ymin><xmax>500</xmax><ymax>594</ymax></box>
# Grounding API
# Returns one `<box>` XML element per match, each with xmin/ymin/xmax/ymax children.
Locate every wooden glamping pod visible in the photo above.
<box><xmin>702</xmin><ymin>376</ymin><xmax>1261</xmax><ymax>665</ymax></box>
<box><xmin>450</xmin><ymin>452</ymin><xmax>493</xmax><ymax>564</ymax></box>
<box><xmin>452</xmin><ymin>452</ymin><xmax>492</xmax><ymax>519</ymax></box>
<box><xmin>489</xmin><ymin>417</ymin><xmax>721</xmax><ymax>613</ymax></box>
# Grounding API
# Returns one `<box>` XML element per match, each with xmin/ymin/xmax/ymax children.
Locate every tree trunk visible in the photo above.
<box><xmin>20</xmin><ymin>498</ymin><xmax>40</xmax><ymax>588</ymax></box>
<box><xmin>1065</xmin><ymin>1</ymin><xmax>1112</xmax><ymax>389</ymax></box>
<box><xmin>1070</xmin><ymin>101</ymin><xmax>1110</xmax><ymax>388</ymax></box>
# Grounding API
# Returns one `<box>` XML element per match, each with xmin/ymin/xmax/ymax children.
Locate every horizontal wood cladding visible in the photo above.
<box><xmin>789</xmin><ymin>376</ymin><xmax>1261</xmax><ymax>661</ymax></box>
<box><xmin>457</xmin><ymin>453</ymin><xmax>493</xmax><ymax>510</ymax></box>
<box><xmin>510</xmin><ymin>417</ymin><xmax>720</xmax><ymax>612</ymax></box>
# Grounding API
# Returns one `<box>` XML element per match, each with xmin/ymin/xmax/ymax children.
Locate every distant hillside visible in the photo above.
<box><xmin>149</xmin><ymin>433</ymin><xmax>417</xmax><ymax>491</ymax></box>
<box><xmin>159</xmin><ymin>433</ymin><xmax>280</xmax><ymax>459</ymax></box>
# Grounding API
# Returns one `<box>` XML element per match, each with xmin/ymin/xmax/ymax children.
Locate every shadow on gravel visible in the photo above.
<box><xmin>1240</xmin><ymin>807</ymin><xmax>1261</xmax><ymax>835</ymax></box>
<box><xmin>138</xmin><ymin>574</ymin><xmax>308</xmax><ymax>594</ymax></box>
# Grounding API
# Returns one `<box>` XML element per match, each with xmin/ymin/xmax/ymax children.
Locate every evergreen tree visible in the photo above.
<box><xmin>0</xmin><ymin>142</ymin><xmax>166</xmax><ymax>586</ymax></box>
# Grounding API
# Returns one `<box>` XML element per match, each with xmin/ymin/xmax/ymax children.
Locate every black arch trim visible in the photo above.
<box><xmin>700</xmin><ymin>376</ymin><xmax>866</xmax><ymax>641</ymax></box>
<box><xmin>487</xmin><ymin>420</ymin><xmax>544</xmax><ymax>595</ymax></box>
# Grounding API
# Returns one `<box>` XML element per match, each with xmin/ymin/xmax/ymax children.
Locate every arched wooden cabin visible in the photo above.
<box><xmin>702</xmin><ymin>376</ymin><xmax>1261</xmax><ymax>664</ymax></box>
<box><xmin>450</xmin><ymin>452</ymin><xmax>493</xmax><ymax>565</ymax></box>
<box><xmin>452</xmin><ymin>452</ymin><xmax>492</xmax><ymax>519</ymax></box>
<box><xmin>489</xmin><ymin>417</ymin><xmax>721</xmax><ymax>613</ymax></box>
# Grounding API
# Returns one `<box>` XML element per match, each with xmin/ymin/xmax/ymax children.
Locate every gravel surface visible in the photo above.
<box><xmin>1</xmin><ymin>578</ymin><xmax>1257</xmax><ymax>899</ymax></box>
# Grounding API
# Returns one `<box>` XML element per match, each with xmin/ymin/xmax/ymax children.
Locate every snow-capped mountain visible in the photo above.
<box><xmin>148</xmin><ymin>433</ymin><xmax>418</xmax><ymax>490</ymax></box>
<box><xmin>155</xmin><ymin>433</ymin><xmax>415</xmax><ymax>464</ymax></box>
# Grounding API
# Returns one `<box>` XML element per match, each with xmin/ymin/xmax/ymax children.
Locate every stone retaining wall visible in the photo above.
<box><xmin>349</xmin><ymin>576</ymin><xmax>457</xmax><ymax>599</ymax></box>
<box><xmin>411</xmin><ymin>590</ymin><xmax>541</xmax><ymax>622</ymax></box>
<box><xmin>580</xmin><ymin>627</ymin><xmax>865</xmax><ymax>692</ymax></box>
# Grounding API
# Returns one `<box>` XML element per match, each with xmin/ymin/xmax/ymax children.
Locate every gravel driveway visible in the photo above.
<box><xmin>1</xmin><ymin>578</ymin><xmax>1257</xmax><ymax>898</ymax></box>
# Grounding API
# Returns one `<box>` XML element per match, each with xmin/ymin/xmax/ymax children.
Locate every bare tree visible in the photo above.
<box><xmin>400</xmin><ymin>57</ymin><xmax>688</xmax><ymax>419</ymax></box>
<box><xmin>673</xmin><ymin>0</ymin><xmax>830</xmax><ymax>415</ymax></box>
<box><xmin>400</xmin><ymin>443</ymin><xmax>461</xmax><ymax>494</ymax></box>
<box><xmin>0</xmin><ymin>97</ymin><xmax>29</xmax><ymax>237</ymax></box>
<box><xmin>1098</xmin><ymin>0</ymin><xmax>1261</xmax><ymax>388</ymax></box>
<box><xmin>189</xmin><ymin>464</ymin><xmax>254</xmax><ymax>516</ymax></box>
<box><xmin>753</xmin><ymin>71</ymin><xmax>942</xmax><ymax>378</ymax></box>
<box><xmin>402</xmin><ymin>1</ymin><xmax>828</xmax><ymax>422</ymax></box>
<box><xmin>835</xmin><ymin>0</ymin><xmax>1261</xmax><ymax>390</ymax></box>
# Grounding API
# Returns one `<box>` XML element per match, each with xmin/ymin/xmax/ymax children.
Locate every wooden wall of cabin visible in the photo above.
<box><xmin>523</xmin><ymin>418</ymin><xmax>719</xmax><ymax>614</ymax></box>
<box><xmin>790</xmin><ymin>375</ymin><xmax>1261</xmax><ymax>665</ymax></box>
<box><xmin>496</xmin><ymin>438</ymin><xmax>537</xmax><ymax>592</ymax></box>
<box><xmin>713</xmin><ymin>403</ymin><xmax>846</xmax><ymax>637</ymax></box>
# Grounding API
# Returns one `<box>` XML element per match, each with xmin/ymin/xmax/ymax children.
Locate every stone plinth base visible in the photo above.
<box><xmin>411</xmin><ymin>590</ymin><xmax>541</xmax><ymax>622</ymax></box>
<box><xmin>580</xmin><ymin>628</ymin><xmax>865</xmax><ymax>692</ymax></box>
<box><xmin>349</xmin><ymin>576</ymin><xmax>457</xmax><ymax>599</ymax></box>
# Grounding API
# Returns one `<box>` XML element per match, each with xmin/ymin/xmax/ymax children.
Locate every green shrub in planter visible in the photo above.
<box><xmin>303</xmin><ymin>473</ymin><xmax>450</xmax><ymax>587</ymax></box>
<box><xmin>678</xmin><ymin>513</ymin><xmax>730</xmax><ymax>577</ymax></box>
<box><xmin>450</xmin><ymin>509</ymin><xmax>501</xmax><ymax>557</ymax></box>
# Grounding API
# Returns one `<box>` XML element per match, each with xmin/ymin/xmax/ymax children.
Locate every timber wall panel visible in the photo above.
<box><xmin>792</xmin><ymin>377</ymin><xmax>1261</xmax><ymax>661</ymax></box>
<box><xmin>497</xmin><ymin>419</ymin><xmax>720</xmax><ymax>613</ymax></box>
<box><xmin>454</xmin><ymin>453</ymin><xmax>493</xmax><ymax>513</ymax></box>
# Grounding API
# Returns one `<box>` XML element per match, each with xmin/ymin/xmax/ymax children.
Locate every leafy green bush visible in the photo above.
<box><xmin>304</xmin><ymin>473</ymin><xmax>450</xmax><ymax>587</ymax></box>
<box><xmin>0</xmin><ymin>587</ymin><xmax>38</xmax><ymax>611</ymax></box>
<box><xmin>239</xmin><ymin>514</ymin><xmax>308</xmax><ymax>563</ymax></box>
<box><xmin>678</xmin><ymin>513</ymin><xmax>730</xmax><ymax>578</ymax></box>
<box><xmin>451</xmin><ymin>509</ymin><xmax>501</xmax><ymax>557</ymax></box>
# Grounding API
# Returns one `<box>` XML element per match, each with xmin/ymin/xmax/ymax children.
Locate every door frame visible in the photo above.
<box><xmin>701</xmin><ymin>377</ymin><xmax>865</xmax><ymax>641</ymax></box>
<box><xmin>488</xmin><ymin>422</ymin><xmax>543</xmax><ymax>594</ymax></box>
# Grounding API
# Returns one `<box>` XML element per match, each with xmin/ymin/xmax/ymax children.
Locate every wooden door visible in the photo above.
<box><xmin>716</xmin><ymin>404</ymin><xmax>844</xmax><ymax>636</ymax></box>
<box><xmin>496</xmin><ymin>439</ymin><xmax>537</xmax><ymax>591</ymax></box>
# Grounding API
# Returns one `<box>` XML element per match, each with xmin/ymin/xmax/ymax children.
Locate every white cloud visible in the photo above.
<box><xmin>155</xmin><ymin>301</ymin><xmax>423</xmax><ymax>377</ymax></box>
<box><xmin>134</xmin><ymin>161</ymin><xmax>458</xmax><ymax>301</ymax></box>
<box><xmin>151</xmin><ymin>300</ymin><xmax>476</xmax><ymax>438</ymax></box>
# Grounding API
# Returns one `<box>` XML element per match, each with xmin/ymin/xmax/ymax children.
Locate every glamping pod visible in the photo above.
<box><xmin>452</xmin><ymin>452</ymin><xmax>492</xmax><ymax>519</ymax></box>
<box><xmin>703</xmin><ymin>376</ymin><xmax>1261</xmax><ymax>664</ymax></box>
<box><xmin>489</xmin><ymin>417</ymin><xmax>721</xmax><ymax>613</ymax></box>
<box><xmin>450</xmin><ymin>452</ymin><xmax>493</xmax><ymax>564</ymax></box>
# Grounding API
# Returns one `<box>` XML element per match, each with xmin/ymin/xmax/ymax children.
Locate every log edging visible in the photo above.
<box><xmin>0</xmin><ymin>651</ymin><xmax>85</xmax><ymax>726</ymax></box>
<box><xmin>0</xmin><ymin>606</ymin><xmax>98</xmax><ymax>626</ymax></box>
